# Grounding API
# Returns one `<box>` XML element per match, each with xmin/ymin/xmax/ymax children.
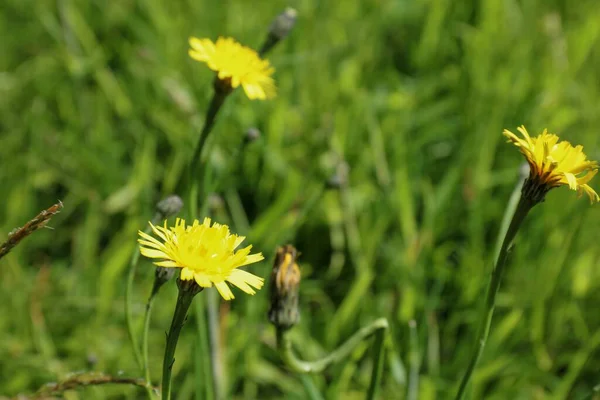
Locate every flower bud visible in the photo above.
<box><xmin>260</xmin><ymin>8</ymin><xmax>298</xmax><ymax>55</ymax></box>
<box><xmin>326</xmin><ymin>161</ymin><xmax>349</xmax><ymax>189</ymax></box>
<box><xmin>155</xmin><ymin>195</ymin><xmax>184</xmax><ymax>219</ymax></box>
<box><xmin>268</xmin><ymin>245</ymin><xmax>301</xmax><ymax>330</ymax></box>
<box><xmin>244</xmin><ymin>127</ymin><xmax>261</xmax><ymax>144</ymax></box>
<box><xmin>151</xmin><ymin>266</ymin><xmax>176</xmax><ymax>297</ymax></box>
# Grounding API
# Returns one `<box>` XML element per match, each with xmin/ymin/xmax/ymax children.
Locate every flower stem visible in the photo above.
<box><xmin>125</xmin><ymin>247</ymin><xmax>143</xmax><ymax>369</ymax></box>
<box><xmin>128</xmin><ymin>204</ymin><xmax>179</xmax><ymax>399</ymax></box>
<box><xmin>142</xmin><ymin>293</ymin><xmax>157</xmax><ymax>391</ymax></box>
<box><xmin>406</xmin><ymin>320</ymin><xmax>420</xmax><ymax>400</ymax></box>
<box><xmin>125</xmin><ymin>220</ymin><xmax>159</xmax><ymax>371</ymax></box>
<box><xmin>454</xmin><ymin>195</ymin><xmax>534</xmax><ymax>399</ymax></box>
<box><xmin>194</xmin><ymin>296</ymin><xmax>214</xmax><ymax>400</ymax></box>
<box><xmin>207</xmin><ymin>288</ymin><xmax>223</xmax><ymax>400</ymax></box>
<box><xmin>189</xmin><ymin>82</ymin><xmax>229</xmax><ymax>180</ymax></box>
<box><xmin>366</xmin><ymin>324</ymin><xmax>387</xmax><ymax>400</ymax></box>
<box><xmin>276</xmin><ymin>318</ymin><xmax>389</xmax><ymax>375</ymax></box>
<box><xmin>162</xmin><ymin>287</ymin><xmax>197</xmax><ymax>400</ymax></box>
<box><xmin>186</xmin><ymin>81</ymin><xmax>230</xmax><ymax>400</ymax></box>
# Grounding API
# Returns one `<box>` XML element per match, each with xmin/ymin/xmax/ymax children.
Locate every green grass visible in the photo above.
<box><xmin>2</xmin><ymin>0</ymin><xmax>600</xmax><ymax>398</ymax></box>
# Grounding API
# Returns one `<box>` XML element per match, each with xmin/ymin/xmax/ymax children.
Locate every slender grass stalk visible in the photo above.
<box><xmin>276</xmin><ymin>318</ymin><xmax>388</xmax><ymax>375</ymax></box>
<box><xmin>366</xmin><ymin>325</ymin><xmax>387</xmax><ymax>400</ymax></box>
<box><xmin>206</xmin><ymin>288</ymin><xmax>223</xmax><ymax>400</ymax></box>
<box><xmin>142</xmin><ymin>267</ymin><xmax>176</xmax><ymax>399</ymax></box>
<box><xmin>300</xmin><ymin>375</ymin><xmax>325</xmax><ymax>400</ymax></box>
<box><xmin>578</xmin><ymin>383</ymin><xmax>600</xmax><ymax>400</ymax></box>
<box><xmin>194</xmin><ymin>296</ymin><xmax>215</xmax><ymax>400</ymax></box>
<box><xmin>162</xmin><ymin>283</ymin><xmax>201</xmax><ymax>400</ymax></box>
<box><xmin>142</xmin><ymin>294</ymin><xmax>157</xmax><ymax>385</ymax></box>
<box><xmin>142</xmin><ymin>290</ymin><xmax>156</xmax><ymax>388</ymax></box>
<box><xmin>126</xmin><ymin>209</ymin><xmax>169</xmax><ymax>365</ymax></box>
<box><xmin>125</xmin><ymin>248</ymin><xmax>144</xmax><ymax>368</ymax></box>
<box><xmin>454</xmin><ymin>194</ymin><xmax>534</xmax><ymax>399</ymax></box>
<box><xmin>406</xmin><ymin>320</ymin><xmax>420</xmax><ymax>400</ymax></box>
<box><xmin>493</xmin><ymin>168</ymin><xmax>527</xmax><ymax>261</ymax></box>
<box><xmin>125</xmin><ymin>220</ymin><xmax>158</xmax><ymax>371</ymax></box>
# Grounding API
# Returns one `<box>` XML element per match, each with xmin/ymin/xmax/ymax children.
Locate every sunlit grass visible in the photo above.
<box><xmin>1</xmin><ymin>0</ymin><xmax>600</xmax><ymax>398</ymax></box>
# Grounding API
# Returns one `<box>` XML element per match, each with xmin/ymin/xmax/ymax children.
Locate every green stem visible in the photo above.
<box><xmin>300</xmin><ymin>375</ymin><xmax>325</xmax><ymax>400</ymax></box>
<box><xmin>406</xmin><ymin>320</ymin><xmax>420</xmax><ymax>400</ymax></box>
<box><xmin>162</xmin><ymin>288</ymin><xmax>197</xmax><ymax>400</ymax></box>
<box><xmin>493</xmin><ymin>176</ymin><xmax>526</xmax><ymax>262</ymax></box>
<box><xmin>189</xmin><ymin>85</ymin><xmax>229</xmax><ymax>180</ymax></box>
<box><xmin>207</xmin><ymin>288</ymin><xmax>223</xmax><ymax>400</ymax></box>
<box><xmin>142</xmin><ymin>294</ymin><xmax>156</xmax><ymax>388</ymax></box>
<box><xmin>194</xmin><ymin>296</ymin><xmax>214</xmax><ymax>400</ymax></box>
<box><xmin>578</xmin><ymin>383</ymin><xmax>600</xmax><ymax>400</ymax></box>
<box><xmin>125</xmin><ymin>217</ymin><xmax>160</xmax><ymax>371</ymax></box>
<box><xmin>366</xmin><ymin>325</ymin><xmax>387</xmax><ymax>400</ymax></box>
<box><xmin>277</xmin><ymin>318</ymin><xmax>389</xmax><ymax>374</ymax></box>
<box><xmin>125</xmin><ymin>245</ymin><xmax>144</xmax><ymax>369</ymax></box>
<box><xmin>186</xmin><ymin>83</ymin><xmax>230</xmax><ymax>400</ymax></box>
<box><xmin>454</xmin><ymin>195</ymin><xmax>534</xmax><ymax>399</ymax></box>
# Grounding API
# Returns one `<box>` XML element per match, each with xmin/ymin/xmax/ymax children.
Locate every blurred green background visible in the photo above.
<box><xmin>2</xmin><ymin>0</ymin><xmax>600</xmax><ymax>398</ymax></box>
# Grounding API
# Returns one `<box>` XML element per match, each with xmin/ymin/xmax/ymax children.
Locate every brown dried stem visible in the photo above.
<box><xmin>0</xmin><ymin>202</ymin><xmax>63</xmax><ymax>260</ymax></box>
<box><xmin>30</xmin><ymin>372</ymin><xmax>158</xmax><ymax>398</ymax></box>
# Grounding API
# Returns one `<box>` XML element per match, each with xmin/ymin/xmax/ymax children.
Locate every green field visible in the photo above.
<box><xmin>2</xmin><ymin>0</ymin><xmax>600</xmax><ymax>399</ymax></box>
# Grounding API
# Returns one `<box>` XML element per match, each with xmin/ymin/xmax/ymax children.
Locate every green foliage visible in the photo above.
<box><xmin>1</xmin><ymin>0</ymin><xmax>600</xmax><ymax>398</ymax></box>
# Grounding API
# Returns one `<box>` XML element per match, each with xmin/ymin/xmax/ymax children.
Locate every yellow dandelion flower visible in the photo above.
<box><xmin>138</xmin><ymin>218</ymin><xmax>265</xmax><ymax>300</ymax></box>
<box><xmin>504</xmin><ymin>125</ymin><xmax>599</xmax><ymax>203</ymax></box>
<box><xmin>188</xmin><ymin>36</ymin><xmax>276</xmax><ymax>100</ymax></box>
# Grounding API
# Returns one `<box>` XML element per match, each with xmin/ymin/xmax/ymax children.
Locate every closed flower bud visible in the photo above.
<box><xmin>151</xmin><ymin>266</ymin><xmax>176</xmax><ymax>297</ymax></box>
<box><xmin>268</xmin><ymin>245</ymin><xmax>301</xmax><ymax>330</ymax></box>
<box><xmin>260</xmin><ymin>8</ymin><xmax>298</xmax><ymax>56</ymax></box>
<box><xmin>327</xmin><ymin>161</ymin><xmax>349</xmax><ymax>189</ymax></box>
<box><xmin>245</xmin><ymin>127</ymin><xmax>261</xmax><ymax>144</ymax></box>
<box><xmin>155</xmin><ymin>195</ymin><xmax>184</xmax><ymax>219</ymax></box>
<box><xmin>268</xmin><ymin>8</ymin><xmax>297</xmax><ymax>41</ymax></box>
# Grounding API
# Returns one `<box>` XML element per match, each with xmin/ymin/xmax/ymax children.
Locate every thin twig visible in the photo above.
<box><xmin>0</xmin><ymin>202</ymin><xmax>63</xmax><ymax>260</ymax></box>
<box><xmin>31</xmin><ymin>372</ymin><xmax>158</xmax><ymax>398</ymax></box>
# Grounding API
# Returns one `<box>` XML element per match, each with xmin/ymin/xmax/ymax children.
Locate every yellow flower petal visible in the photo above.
<box><xmin>194</xmin><ymin>273</ymin><xmax>212</xmax><ymax>288</ymax></box>
<box><xmin>140</xmin><ymin>248</ymin><xmax>169</xmax><ymax>259</ymax></box>
<box><xmin>504</xmin><ymin>126</ymin><xmax>599</xmax><ymax>203</ymax></box>
<box><xmin>137</xmin><ymin>218</ymin><xmax>264</xmax><ymax>300</ymax></box>
<box><xmin>241</xmin><ymin>252</ymin><xmax>265</xmax><ymax>266</ymax></box>
<box><xmin>187</xmin><ymin>36</ymin><xmax>276</xmax><ymax>101</ymax></box>
<box><xmin>180</xmin><ymin>267</ymin><xmax>194</xmax><ymax>281</ymax></box>
<box><xmin>227</xmin><ymin>269</ymin><xmax>265</xmax><ymax>293</ymax></box>
<box><xmin>215</xmin><ymin>281</ymin><xmax>235</xmax><ymax>300</ymax></box>
<box><xmin>149</xmin><ymin>221</ymin><xmax>170</xmax><ymax>243</ymax></box>
<box><xmin>154</xmin><ymin>261</ymin><xmax>178</xmax><ymax>267</ymax></box>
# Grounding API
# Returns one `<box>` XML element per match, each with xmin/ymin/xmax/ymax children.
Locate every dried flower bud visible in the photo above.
<box><xmin>151</xmin><ymin>266</ymin><xmax>176</xmax><ymax>297</ymax></box>
<box><xmin>260</xmin><ymin>8</ymin><xmax>298</xmax><ymax>56</ymax></box>
<box><xmin>155</xmin><ymin>195</ymin><xmax>184</xmax><ymax>219</ymax></box>
<box><xmin>268</xmin><ymin>245</ymin><xmax>301</xmax><ymax>330</ymax></box>
<box><xmin>245</xmin><ymin>127</ymin><xmax>261</xmax><ymax>144</ymax></box>
<box><xmin>269</xmin><ymin>8</ymin><xmax>297</xmax><ymax>40</ymax></box>
<box><xmin>326</xmin><ymin>161</ymin><xmax>350</xmax><ymax>189</ymax></box>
